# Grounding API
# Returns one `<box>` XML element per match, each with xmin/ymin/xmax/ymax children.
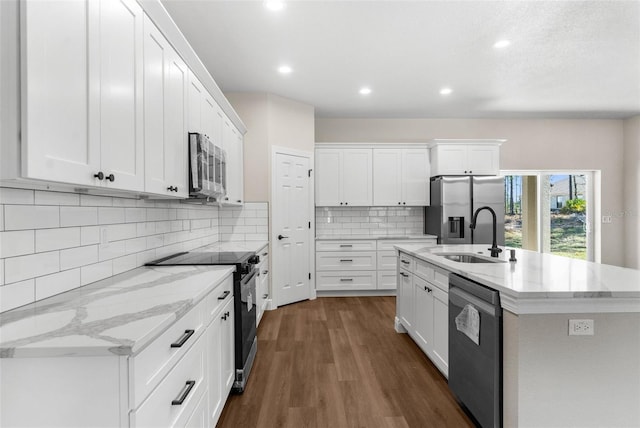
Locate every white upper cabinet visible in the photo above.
<box><xmin>373</xmin><ymin>147</ymin><xmax>429</xmax><ymax>206</ymax></box>
<box><xmin>21</xmin><ymin>0</ymin><xmax>144</xmax><ymax>191</ymax></box>
<box><xmin>315</xmin><ymin>148</ymin><xmax>373</xmax><ymax>206</ymax></box>
<box><xmin>429</xmin><ymin>140</ymin><xmax>503</xmax><ymax>177</ymax></box>
<box><xmin>21</xmin><ymin>0</ymin><xmax>99</xmax><ymax>186</ymax></box>
<box><xmin>143</xmin><ymin>15</ymin><xmax>188</xmax><ymax>197</ymax></box>
<box><xmin>221</xmin><ymin>116</ymin><xmax>244</xmax><ymax>205</ymax></box>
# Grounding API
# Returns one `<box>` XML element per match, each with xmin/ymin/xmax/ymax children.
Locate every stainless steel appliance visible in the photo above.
<box><xmin>146</xmin><ymin>250</ymin><xmax>260</xmax><ymax>393</ymax></box>
<box><xmin>425</xmin><ymin>176</ymin><xmax>505</xmax><ymax>245</ymax></box>
<box><xmin>188</xmin><ymin>132</ymin><xmax>226</xmax><ymax>200</ymax></box>
<box><xmin>449</xmin><ymin>273</ymin><xmax>502</xmax><ymax>428</ymax></box>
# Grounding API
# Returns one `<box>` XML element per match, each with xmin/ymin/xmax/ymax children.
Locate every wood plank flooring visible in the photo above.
<box><xmin>216</xmin><ymin>297</ymin><xmax>474</xmax><ymax>428</ymax></box>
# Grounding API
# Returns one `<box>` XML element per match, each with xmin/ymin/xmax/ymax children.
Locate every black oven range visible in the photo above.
<box><xmin>146</xmin><ymin>250</ymin><xmax>260</xmax><ymax>393</ymax></box>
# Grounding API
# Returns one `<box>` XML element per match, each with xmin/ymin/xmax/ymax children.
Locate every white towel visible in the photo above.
<box><xmin>455</xmin><ymin>304</ymin><xmax>480</xmax><ymax>345</ymax></box>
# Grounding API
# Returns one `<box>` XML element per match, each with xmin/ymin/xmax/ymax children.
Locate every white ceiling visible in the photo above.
<box><xmin>161</xmin><ymin>0</ymin><xmax>640</xmax><ymax>119</ymax></box>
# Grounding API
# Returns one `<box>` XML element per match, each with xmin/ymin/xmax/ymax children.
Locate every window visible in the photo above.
<box><xmin>503</xmin><ymin>171</ymin><xmax>597</xmax><ymax>262</ymax></box>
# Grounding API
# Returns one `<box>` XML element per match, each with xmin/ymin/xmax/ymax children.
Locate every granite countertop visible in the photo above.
<box><xmin>395</xmin><ymin>243</ymin><xmax>640</xmax><ymax>314</ymax></box>
<box><xmin>0</xmin><ymin>265</ymin><xmax>235</xmax><ymax>358</ymax></box>
<box><xmin>316</xmin><ymin>234</ymin><xmax>437</xmax><ymax>241</ymax></box>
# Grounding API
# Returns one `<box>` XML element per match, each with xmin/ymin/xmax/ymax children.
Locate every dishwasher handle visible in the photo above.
<box><xmin>449</xmin><ymin>286</ymin><xmax>501</xmax><ymax>317</ymax></box>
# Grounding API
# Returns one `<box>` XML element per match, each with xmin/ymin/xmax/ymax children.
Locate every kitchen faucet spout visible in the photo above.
<box><xmin>470</xmin><ymin>206</ymin><xmax>502</xmax><ymax>257</ymax></box>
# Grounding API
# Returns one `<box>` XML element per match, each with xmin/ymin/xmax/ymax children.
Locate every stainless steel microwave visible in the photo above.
<box><xmin>188</xmin><ymin>133</ymin><xmax>226</xmax><ymax>200</ymax></box>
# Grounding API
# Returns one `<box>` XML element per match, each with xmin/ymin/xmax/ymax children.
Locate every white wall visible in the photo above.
<box><xmin>226</xmin><ymin>93</ymin><xmax>315</xmax><ymax>202</ymax></box>
<box><xmin>316</xmin><ymin>118</ymin><xmax>626</xmax><ymax>267</ymax></box>
<box><xmin>623</xmin><ymin>116</ymin><xmax>640</xmax><ymax>269</ymax></box>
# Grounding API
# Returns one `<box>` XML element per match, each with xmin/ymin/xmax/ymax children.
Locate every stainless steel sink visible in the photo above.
<box><xmin>435</xmin><ymin>253</ymin><xmax>506</xmax><ymax>264</ymax></box>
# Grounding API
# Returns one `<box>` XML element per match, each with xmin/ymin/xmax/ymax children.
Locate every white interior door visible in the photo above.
<box><xmin>273</xmin><ymin>150</ymin><xmax>312</xmax><ymax>307</ymax></box>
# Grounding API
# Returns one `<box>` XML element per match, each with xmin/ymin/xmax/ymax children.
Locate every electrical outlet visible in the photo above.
<box><xmin>569</xmin><ymin>319</ymin><xmax>594</xmax><ymax>336</ymax></box>
<box><xmin>100</xmin><ymin>227</ymin><xmax>109</xmax><ymax>245</ymax></box>
<box><xmin>602</xmin><ymin>216</ymin><xmax>612</xmax><ymax>224</ymax></box>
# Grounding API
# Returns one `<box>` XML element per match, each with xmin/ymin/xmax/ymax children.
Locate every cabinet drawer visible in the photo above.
<box><xmin>376</xmin><ymin>239</ymin><xmax>436</xmax><ymax>251</ymax></box>
<box><xmin>316</xmin><ymin>240</ymin><xmax>376</xmax><ymax>252</ymax></box>
<box><xmin>377</xmin><ymin>271</ymin><xmax>397</xmax><ymax>290</ymax></box>
<box><xmin>131</xmin><ymin>333</ymin><xmax>207</xmax><ymax>428</ymax></box>
<box><xmin>316</xmin><ymin>271</ymin><xmax>376</xmax><ymax>290</ymax></box>
<box><xmin>433</xmin><ymin>267</ymin><xmax>449</xmax><ymax>292</ymax></box>
<box><xmin>206</xmin><ymin>275</ymin><xmax>233</xmax><ymax>322</ymax></box>
<box><xmin>316</xmin><ymin>251</ymin><xmax>376</xmax><ymax>271</ymax></box>
<box><xmin>131</xmin><ymin>300</ymin><xmax>206</xmax><ymax>408</ymax></box>
<box><xmin>415</xmin><ymin>259</ymin><xmax>435</xmax><ymax>282</ymax></box>
<box><xmin>398</xmin><ymin>252</ymin><xmax>414</xmax><ymax>272</ymax></box>
<box><xmin>377</xmin><ymin>250</ymin><xmax>398</xmax><ymax>271</ymax></box>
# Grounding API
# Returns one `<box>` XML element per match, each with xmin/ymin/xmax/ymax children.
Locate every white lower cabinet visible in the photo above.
<box><xmin>256</xmin><ymin>247</ymin><xmax>270</xmax><ymax>326</ymax></box>
<box><xmin>396</xmin><ymin>251</ymin><xmax>449</xmax><ymax>377</ymax></box>
<box><xmin>0</xmin><ymin>274</ymin><xmax>235</xmax><ymax>428</ymax></box>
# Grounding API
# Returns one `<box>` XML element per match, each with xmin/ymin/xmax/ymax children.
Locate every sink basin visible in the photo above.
<box><xmin>435</xmin><ymin>252</ymin><xmax>506</xmax><ymax>264</ymax></box>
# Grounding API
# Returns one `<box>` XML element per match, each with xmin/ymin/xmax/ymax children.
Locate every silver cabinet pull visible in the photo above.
<box><xmin>170</xmin><ymin>330</ymin><xmax>195</xmax><ymax>348</ymax></box>
<box><xmin>171</xmin><ymin>380</ymin><xmax>196</xmax><ymax>405</ymax></box>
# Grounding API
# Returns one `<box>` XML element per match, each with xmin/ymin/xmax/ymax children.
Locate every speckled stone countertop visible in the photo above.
<box><xmin>0</xmin><ymin>265</ymin><xmax>234</xmax><ymax>358</ymax></box>
<box><xmin>396</xmin><ymin>244</ymin><xmax>640</xmax><ymax>314</ymax></box>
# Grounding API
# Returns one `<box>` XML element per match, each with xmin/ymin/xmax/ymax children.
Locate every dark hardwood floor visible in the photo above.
<box><xmin>217</xmin><ymin>297</ymin><xmax>474</xmax><ymax>428</ymax></box>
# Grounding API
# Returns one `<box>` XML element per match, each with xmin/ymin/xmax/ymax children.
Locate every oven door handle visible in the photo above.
<box><xmin>243</xmin><ymin>269</ymin><xmax>258</xmax><ymax>284</ymax></box>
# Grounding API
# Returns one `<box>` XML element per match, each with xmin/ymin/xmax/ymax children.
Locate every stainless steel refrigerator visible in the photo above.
<box><xmin>425</xmin><ymin>176</ymin><xmax>505</xmax><ymax>245</ymax></box>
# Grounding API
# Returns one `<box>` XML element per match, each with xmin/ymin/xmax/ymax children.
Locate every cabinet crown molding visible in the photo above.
<box><xmin>428</xmin><ymin>139</ymin><xmax>505</xmax><ymax>147</ymax></box>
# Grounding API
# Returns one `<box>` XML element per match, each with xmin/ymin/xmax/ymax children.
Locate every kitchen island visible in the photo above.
<box><xmin>395</xmin><ymin>243</ymin><xmax>640</xmax><ymax>428</ymax></box>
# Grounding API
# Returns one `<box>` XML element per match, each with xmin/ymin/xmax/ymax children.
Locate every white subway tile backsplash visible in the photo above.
<box><xmin>315</xmin><ymin>206</ymin><xmax>423</xmax><ymax>237</ymax></box>
<box><xmin>0</xmin><ymin>230</ymin><xmax>35</xmax><ymax>258</ymax></box>
<box><xmin>81</xmin><ymin>261</ymin><xmax>113</xmax><ymax>286</ymax></box>
<box><xmin>0</xmin><ymin>206</ymin><xmax>4</xmax><ymax>231</ymax></box>
<box><xmin>35</xmin><ymin>228</ymin><xmax>80</xmax><ymax>252</ymax></box>
<box><xmin>60</xmin><ymin>246</ymin><xmax>99</xmax><ymax>270</ymax></box>
<box><xmin>81</xmin><ymin>226</ymin><xmax>100</xmax><ymax>245</ymax></box>
<box><xmin>80</xmin><ymin>194</ymin><xmax>113</xmax><ymax>207</ymax></box>
<box><xmin>98</xmin><ymin>207</ymin><xmax>125</xmax><ymax>224</ymax></box>
<box><xmin>0</xmin><ymin>188</ymin><xmax>34</xmax><ymax>205</ymax></box>
<box><xmin>0</xmin><ymin>279</ymin><xmax>35</xmax><ymax>312</ymax></box>
<box><xmin>125</xmin><ymin>207</ymin><xmax>146</xmax><ymax>223</ymax></box>
<box><xmin>35</xmin><ymin>191</ymin><xmax>79</xmax><ymax>206</ymax></box>
<box><xmin>99</xmin><ymin>241</ymin><xmax>126</xmax><ymax>262</ymax></box>
<box><xmin>5</xmin><ymin>205</ymin><xmax>59</xmax><ymax>230</ymax></box>
<box><xmin>107</xmin><ymin>223</ymin><xmax>137</xmax><ymax>242</ymax></box>
<box><xmin>113</xmin><ymin>254</ymin><xmax>137</xmax><ymax>275</ymax></box>
<box><xmin>35</xmin><ymin>269</ymin><xmax>81</xmax><ymax>301</ymax></box>
<box><xmin>0</xmin><ymin>260</ymin><xmax>4</xmax><ymax>285</ymax></box>
<box><xmin>5</xmin><ymin>251</ymin><xmax>60</xmax><ymax>284</ymax></box>
<box><xmin>124</xmin><ymin>237</ymin><xmax>147</xmax><ymax>254</ymax></box>
<box><xmin>60</xmin><ymin>206</ymin><xmax>98</xmax><ymax>227</ymax></box>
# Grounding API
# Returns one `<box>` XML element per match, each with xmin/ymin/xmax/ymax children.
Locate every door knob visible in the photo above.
<box><xmin>277</xmin><ymin>234</ymin><xmax>289</xmax><ymax>240</ymax></box>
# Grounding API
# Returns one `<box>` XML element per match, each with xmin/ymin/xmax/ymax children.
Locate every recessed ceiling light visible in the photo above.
<box><xmin>493</xmin><ymin>40</ymin><xmax>511</xmax><ymax>49</ymax></box>
<box><xmin>278</xmin><ymin>65</ymin><xmax>292</xmax><ymax>74</ymax></box>
<box><xmin>359</xmin><ymin>87</ymin><xmax>372</xmax><ymax>95</ymax></box>
<box><xmin>264</xmin><ymin>1</ymin><xmax>285</xmax><ymax>11</ymax></box>
<box><xmin>440</xmin><ymin>87</ymin><xmax>453</xmax><ymax>95</ymax></box>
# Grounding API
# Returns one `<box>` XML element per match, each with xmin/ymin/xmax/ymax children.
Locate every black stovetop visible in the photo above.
<box><xmin>146</xmin><ymin>251</ymin><xmax>254</xmax><ymax>266</ymax></box>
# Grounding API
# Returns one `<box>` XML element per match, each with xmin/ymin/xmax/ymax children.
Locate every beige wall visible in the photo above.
<box><xmin>226</xmin><ymin>93</ymin><xmax>315</xmax><ymax>202</ymax></box>
<box><xmin>623</xmin><ymin>116</ymin><xmax>640</xmax><ymax>269</ymax></box>
<box><xmin>316</xmin><ymin>118</ymin><xmax>626</xmax><ymax>267</ymax></box>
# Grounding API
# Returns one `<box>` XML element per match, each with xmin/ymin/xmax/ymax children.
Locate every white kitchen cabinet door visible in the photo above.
<box><xmin>221</xmin><ymin>298</ymin><xmax>235</xmax><ymax>395</ymax></box>
<box><xmin>187</xmin><ymin>72</ymin><xmax>204</xmax><ymax>134</ymax></box>
<box><xmin>467</xmin><ymin>144</ymin><xmax>500</xmax><ymax>175</ymax></box>
<box><xmin>143</xmin><ymin>16</ymin><xmax>188</xmax><ymax>197</ymax></box>
<box><xmin>432</xmin><ymin>288</ymin><xmax>449</xmax><ymax>376</ymax></box>
<box><xmin>315</xmin><ymin>149</ymin><xmax>342</xmax><ymax>206</ymax></box>
<box><xmin>222</xmin><ymin>122</ymin><xmax>244</xmax><ymax>205</ymax></box>
<box><xmin>342</xmin><ymin>149</ymin><xmax>373</xmax><ymax>206</ymax></box>
<box><xmin>315</xmin><ymin>148</ymin><xmax>372</xmax><ymax>206</ymax></box>
<box><xmin>202</xmin><ymin>93</ymin><xmax>217</xmax><ymax>142</ymax></box>
<box><xmin>20</xmin><ymin>0</ymin><xmax>100</xmax><ymax>187</ymax></box>
<box><xmin>401</xmin><ymin>148</ymin><xmax>430</xmax><ymax>205</ymax></box>
<box><xmin>398</xmin><ymin>269</ymin><xmax>414</xmax><ymax>331</ymax></box>
<box><xmin>207</xmin><ymin>303</ymin><xmax>224</xmax><ymax>426</ymax></box>
<box><xmin>431</xmin><ymin>144</ymin><xmax>467</xmax><ymax>176</ymax></box>
<box><xmin>99</xmin><ymin>0</ymin><xmax>144</xmax><ymax>192</ymax></box>
<box><xmin>373</xmin><ymin>149</ymin><xmax>402</xmax><ymax>206</ymax></box>
<box><xmin>413</xmin><ymin>275</ymin><xmax>434</xmax><ymax>355</ymax></box>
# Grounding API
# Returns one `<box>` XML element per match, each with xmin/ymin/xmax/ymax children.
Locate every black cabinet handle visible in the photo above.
<box><xmin>403</xmin><ymin>202</ymin><xmax>406</xmax><ymax>205</ymax></box>
<box><xmin>262</xmin><ymin>252</ymin><xmax>268</xmax><ymax>256</ymax></box>
<box><xmin>398</xmin><ymin>202</ymin><xmax>401</xmax><ymax>205</ymax></box>
<box><xmin>171</xmin><ymin>380</ymin><xmax>196</xmax><ymax>405</ymax></box>
<box><xmin>94</xmin><ymin>172</ymin><xmax>104</xmax><ymax>180</ymax></box>
<box><xmin>339</xmin><ymin>244</ymin><xmax>352</xmax><ymax>248</ymax></box>
<box><xmin>340</xmin><ymin>202</ymin><xmax>343</xmax><ymax>205</ymax></box>
<box><xmin>400</xmin><ymin>272</ymin><xmax>409</xmax><ymax>277</ymax></box>
<box><xmin>167</xmin><ymin>186</ymin><xmax>178</xmax><ymax>192</ymax></box>
<box><xmin>345</xmin><ymin>202</ymin><xmax>348</xmax><ymax>205</ymax></box>
<box><xmin>170</xmin><ymin>329</ymin><xmax>195</xmax><ymax>348</ymax></box>
<box><xmin>105</xmin><ymin>174</ymin><xmax>115</xmax><ymax>182</ymax></box>
<box><xmin>263</xmin><ymin>294</ymin><xmax>269</xmax><ymax>298</ymax></box>
<box><xmin>218</xmin><ymin>290</ymin><xmax>230</xmax><ymax>300</ymax></box>
<box><xmin>237</xmin><ymin>200</ymin><xmax>242</xmax><ymax>203</ymax></box>
<box><xmin>263</xmin><ymin>270</ymin><xmax>268</xmax><ymax>275</ymax></box>
<box><xmin>340</xmin><ymin>278</ymin><xmax>353</xmax><ymax>282</ymax></box>
<box><xmin>221</xmin><ymin>314</ymin><xmax>227</xmax><ymax>320</ymax></box>
<box><xmin>400</xmin><ymin>260</ymin><xmax>410</xmax><ymax>265</ymax></box>
<box><xmin>339</xmin><ymin>259</ymin><xmax>353</xmax><ymax>262</ymax></box>
<box><xmin>277</xmin><ymin>234</ymin><xmax>289</xmax><ymax>240</ymax></box>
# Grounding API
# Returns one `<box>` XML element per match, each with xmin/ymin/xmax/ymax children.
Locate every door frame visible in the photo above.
<box><xmin>270</xmin><ymin>145</ymin><xmax>316</xmax><ymax>309</ymax></box>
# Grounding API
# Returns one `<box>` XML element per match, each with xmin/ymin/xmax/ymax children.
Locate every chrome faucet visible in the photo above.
<box><xmin>470</xmin><ymin>206</ymin><xmax>503</xmax><ymax>257</ymax></box>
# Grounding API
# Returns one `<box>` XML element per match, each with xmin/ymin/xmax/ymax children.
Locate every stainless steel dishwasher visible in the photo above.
<box><xmin>448</xmin><ymin>273</ymin><xmax>502</xmax><ymax>428</ymax></box>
